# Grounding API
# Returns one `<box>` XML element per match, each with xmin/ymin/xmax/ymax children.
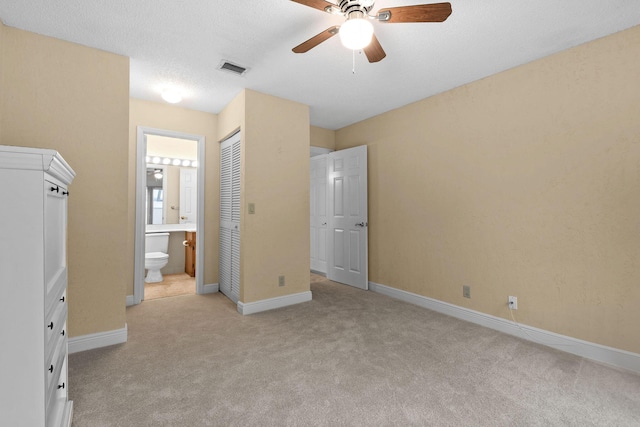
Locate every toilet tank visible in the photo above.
<box><xmin>145</xmin><ymin>232</ymin><xmax>170</xmax><ymax>253</ymax></box>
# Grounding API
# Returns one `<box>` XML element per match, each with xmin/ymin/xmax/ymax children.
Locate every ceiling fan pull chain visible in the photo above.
<box><xmin>352</xmin><ymin>49</ymin><xmax>356</xmax><ymax>74</ymax></box>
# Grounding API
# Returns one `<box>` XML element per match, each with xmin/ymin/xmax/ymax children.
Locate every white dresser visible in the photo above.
<box><xmin>0</xmin><ymin>145</ymin><xmax>75</xmax><ymax>427</ymax></box>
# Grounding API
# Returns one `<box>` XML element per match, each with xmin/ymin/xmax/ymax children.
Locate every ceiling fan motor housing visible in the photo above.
<box><xmin>338</xmin><ymin>0</ymin><xmax>374</xmax><ymax>18</ymax></box>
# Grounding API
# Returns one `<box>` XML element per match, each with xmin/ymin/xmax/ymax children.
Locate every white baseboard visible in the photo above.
<box><xmin>68</xmin><ymin>324</ymin><xmax>128</xmax><ymax>354</ymax></box>
<box><xmin>126</xmin><ymin>295</ymin><xmax>135</xmax><ymax>307</ymax></box>
<box><xmin>202</xmin><ymin>283</ymin><xmax>219</xmax><ymax>294</ymax></box>
<box><xmin>369</xmin><ymin>281</ymin><xmax>640</xmax><ymax>373</ymax></box>
<box><xmin>238</xmin><ymin>291</ymin><xmax>312</xmax><ymax>315</ymax></box>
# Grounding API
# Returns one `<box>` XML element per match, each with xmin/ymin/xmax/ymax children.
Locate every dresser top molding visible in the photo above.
<box><xmin>0</xmin><ymin>145</ymin><xmax>76</xmax><ymax>184</ymax></box>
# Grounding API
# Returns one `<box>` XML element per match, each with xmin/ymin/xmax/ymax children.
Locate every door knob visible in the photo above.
<box><xmin>355</xmin><ymin>222</ymin><xmax>367</xmax><ymax>227</ymax></box>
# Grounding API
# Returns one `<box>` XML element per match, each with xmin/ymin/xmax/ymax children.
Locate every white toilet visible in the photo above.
<box><xmin>145</xmin><ymin>232</ymin><xmax>170</xmax><ymax>283</ymax></box>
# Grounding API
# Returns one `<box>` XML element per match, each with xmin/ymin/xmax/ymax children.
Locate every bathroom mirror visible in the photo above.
<box><xmin>146</xmin><ymin>166</ymin><xmax>166</xmax><ymax>224</ymax></box>
<box><xmin>146</xmin><ymin>135</ymin><xmax>198</xmax><ymax>225</ymax></box>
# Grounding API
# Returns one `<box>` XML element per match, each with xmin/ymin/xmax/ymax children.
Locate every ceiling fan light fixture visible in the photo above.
<box><xmin>339</xmin><ymin>17</ymin><xmax>374</xmax><ymax>50</ymax></box>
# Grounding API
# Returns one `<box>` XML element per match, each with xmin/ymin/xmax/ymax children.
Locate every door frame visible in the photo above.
<box><xmin>133</xmin><ymin>126</ymin><xmax>206</xmax><ymax>305</ymax></box>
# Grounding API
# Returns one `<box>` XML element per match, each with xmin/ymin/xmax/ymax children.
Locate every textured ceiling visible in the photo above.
<box><xmin>1</xmin><ymin>0</ymin><xmax>639</xmax><ymax>129</ymax></box>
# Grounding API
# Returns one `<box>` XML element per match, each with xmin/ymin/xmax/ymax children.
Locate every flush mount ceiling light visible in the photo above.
<box><xmin>153</xmin><ymin>169</ymin><xmax>163</xmax><ymax>179</ymax></box>
<box><xmin>161</xmin><ymin>88</ymin><xmax>182</xmax><ymax>104</ymax></box>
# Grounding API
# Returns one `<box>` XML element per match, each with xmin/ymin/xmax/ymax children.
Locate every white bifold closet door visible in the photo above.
<box><xmin>219</xmin><ymin>132</ymin><xmax>241</xmax><ymax>303</ymax></box>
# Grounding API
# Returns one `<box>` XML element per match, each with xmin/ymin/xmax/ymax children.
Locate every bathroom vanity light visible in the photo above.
<box><xmin>147</xmin><ymin>156</ymin><xmax>197</xmax><ymax>168</ymax></box>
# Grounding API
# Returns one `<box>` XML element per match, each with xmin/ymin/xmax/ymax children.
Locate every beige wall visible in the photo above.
<box><xmin>336</xmin><ymin>26</ymin><xmax>640</xmax><ymax>354</ymax></box>
<box><xmin>128</xmin><ymin>99</ymin><xmax>218</xmax><ymax>293</ymax></box>
<box><xmin>0</xmin><ymin>24</ymin><xmax>130</xmax><ymax>337</ymax></box>
<box><xmin>310</xmin><ymin>126</ymin><xmax>336</xmax><ymax>150</ymax></box>
<box><xmin>217</xmin><ymin>90</ymin><xmax>310</xmax><ymax>303</ymax></box>
<box><xmin>217</xmin><ymin>90</ymin><xmax>245</xmax><ymax>143</ymax></box>
<box><xmin>243</xmin><ymin>90</ymin><xmax>310</xmax><ymax>302</ymax></box>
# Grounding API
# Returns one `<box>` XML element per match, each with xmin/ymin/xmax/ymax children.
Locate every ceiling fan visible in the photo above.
<box><xmin>291</xmin><ymin>0</ymin><xmax>452</xmax><ymax>63</ymax></box>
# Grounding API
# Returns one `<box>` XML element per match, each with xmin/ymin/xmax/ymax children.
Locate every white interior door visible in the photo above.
<box><xmin>327</xmin><ymin>145</ymin><xmax>368</xmax><ymax>290</ymax></box>
<box><xmin>219</xmin><ymin>132</ymin><xmax>241</xmax><ymax>303</ymax></box>
<box><xmin>179</xmin><ymin>167</ymin><xmax>197</xmax><ymax>224</ymax></box>
<box><xmin>310</xmin><ymin>155</ymin><xmax>328</xmax><ymax>274</ymax></box>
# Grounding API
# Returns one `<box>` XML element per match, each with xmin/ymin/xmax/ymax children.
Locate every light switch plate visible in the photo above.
<box><xmin>248</xmin><ymin>203</ymin><xmax>255</xmax><ymax>214</ymax></box>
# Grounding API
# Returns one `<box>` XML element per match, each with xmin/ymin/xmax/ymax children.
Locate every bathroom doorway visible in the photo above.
<box><xmin>134</xmin><ymin>127</ymin><xmax>206</xmax><ymax>305</ymax></box>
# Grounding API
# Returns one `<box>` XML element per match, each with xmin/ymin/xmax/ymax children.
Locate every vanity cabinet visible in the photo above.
<box><xmin>185</xmin><ymin>231</ymin><xmax>196</xmax><ymax>277</ymax></box>
<box><xmin>0</xmin><ymin>145</ymin><xmax>75</xmax><ymax>427</ymax></box>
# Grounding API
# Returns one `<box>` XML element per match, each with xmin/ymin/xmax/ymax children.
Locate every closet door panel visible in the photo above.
<box><xmin>219</xmin><ymin>132</ymin><xmax>241</xmax><ymax>304</ymax></box>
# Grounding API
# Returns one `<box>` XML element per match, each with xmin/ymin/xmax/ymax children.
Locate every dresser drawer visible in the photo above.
<box><xmin>46</xmin><ymin>353</ymin><xmax>69</xmax><ymax>427</ymax></box>
<box><xmin>45</xmin><ymin>322</ymin><xmax>67</xmax><ymax>400</ymax></box>
<box><xmin>45</xmin><ymin>295</ymin><xmax>67</xmax><ymax>364</ymax></box>
<box><xmin>45</xmin><ymin>270</ymin><xmax>67</xmax><ymax>318</ymax></box>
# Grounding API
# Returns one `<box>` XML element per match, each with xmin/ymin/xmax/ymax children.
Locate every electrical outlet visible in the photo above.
<box><xmin>463</xmin><ymin>285</ymin><xmax>471</xmax><ymax>299</ymax></box>
<box><xmin>279</xmin><ymin>275</ymin><xmax>285</xmax><ymax>287</ymax></box>
<box><xmin>508</xmin><ymin>296</ymin><xmax>518</xmax><ymax>310</ymax></box>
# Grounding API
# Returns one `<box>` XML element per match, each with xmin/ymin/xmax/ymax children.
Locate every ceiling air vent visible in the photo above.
<box><xmin>218</xmin><ymin>60</ymin><xmax>249</xmax><ymax>76</ymax></box>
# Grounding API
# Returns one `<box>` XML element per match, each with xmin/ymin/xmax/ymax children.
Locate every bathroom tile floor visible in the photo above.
<box><xmin>144</xmin><ymin>273</ymin><xmax>195</xmax><ymax>300</ymax></box>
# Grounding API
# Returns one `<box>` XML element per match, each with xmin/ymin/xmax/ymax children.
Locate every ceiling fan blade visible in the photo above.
<box><xmin>363</xmin><ymin>34</ymin><xmax>386</xmax><ymax>63</ymax></box>
<box><xmin>292</xmin><ymin>26</ymin><xmax>339</xmax><ymax>53</ymax></box>
<box><xmin>377</xmin><ymin>2</ymin><xmax>452</xmax><ymax>23</ymax></box>
<box><xmin>290</xmin><ymin>0</ymin><xmax>337</xmax><ymax>13</ymax></box>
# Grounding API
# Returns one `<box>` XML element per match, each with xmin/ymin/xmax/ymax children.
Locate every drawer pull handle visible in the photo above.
<box><xmin>47</xmin><ymin>322</ymin><xmax>54</xmax><ymax>330</ymax></box>
<box><xmin>60</xmin><ymin>296</ymin><xmax>65</xmax><ymax>302</ymax></box>
<box><xmin>63</xmin><ymin>190</ymin><xmax>69</xmax><ymax>196</ymax></box>
<box><xmin>58</xmin><ymin>382</ymin><xmax>65</xmax><ymax>390</ymax></box>
<box><xmin>50</xmin><ymin>186</ymin><xmax>59</xmax><ymax>193</ymax></box>
<box><xmin>61</xmin><ymin>330</ymin><xmax>65</xmax><ymax>336</ymax></box>
<box><xmin>48</xmin><ymin>365</ymin><xmax>54</xmax><ymax>373</ymax></box>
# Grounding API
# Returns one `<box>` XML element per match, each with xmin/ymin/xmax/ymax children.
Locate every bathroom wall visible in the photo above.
<box><xmin>164</xmin><ymin>232</ymin><xmax>187</xmax><ymax>275</ymax></box>
<box><xmin>0</xmin><ymin>23</ymin><xmax>130</xmax><ymax>337</ymax></box>
<box><xmin>335</xmin><ymin>25</ymin><xmax>640</xmax><ymax>354</ymax></box>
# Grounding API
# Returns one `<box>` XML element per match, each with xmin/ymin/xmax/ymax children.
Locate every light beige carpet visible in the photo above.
<box><xmin>69</xmin><ymin>275</ymin><xmax>640</xmax><ymax>426</ymax></box>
